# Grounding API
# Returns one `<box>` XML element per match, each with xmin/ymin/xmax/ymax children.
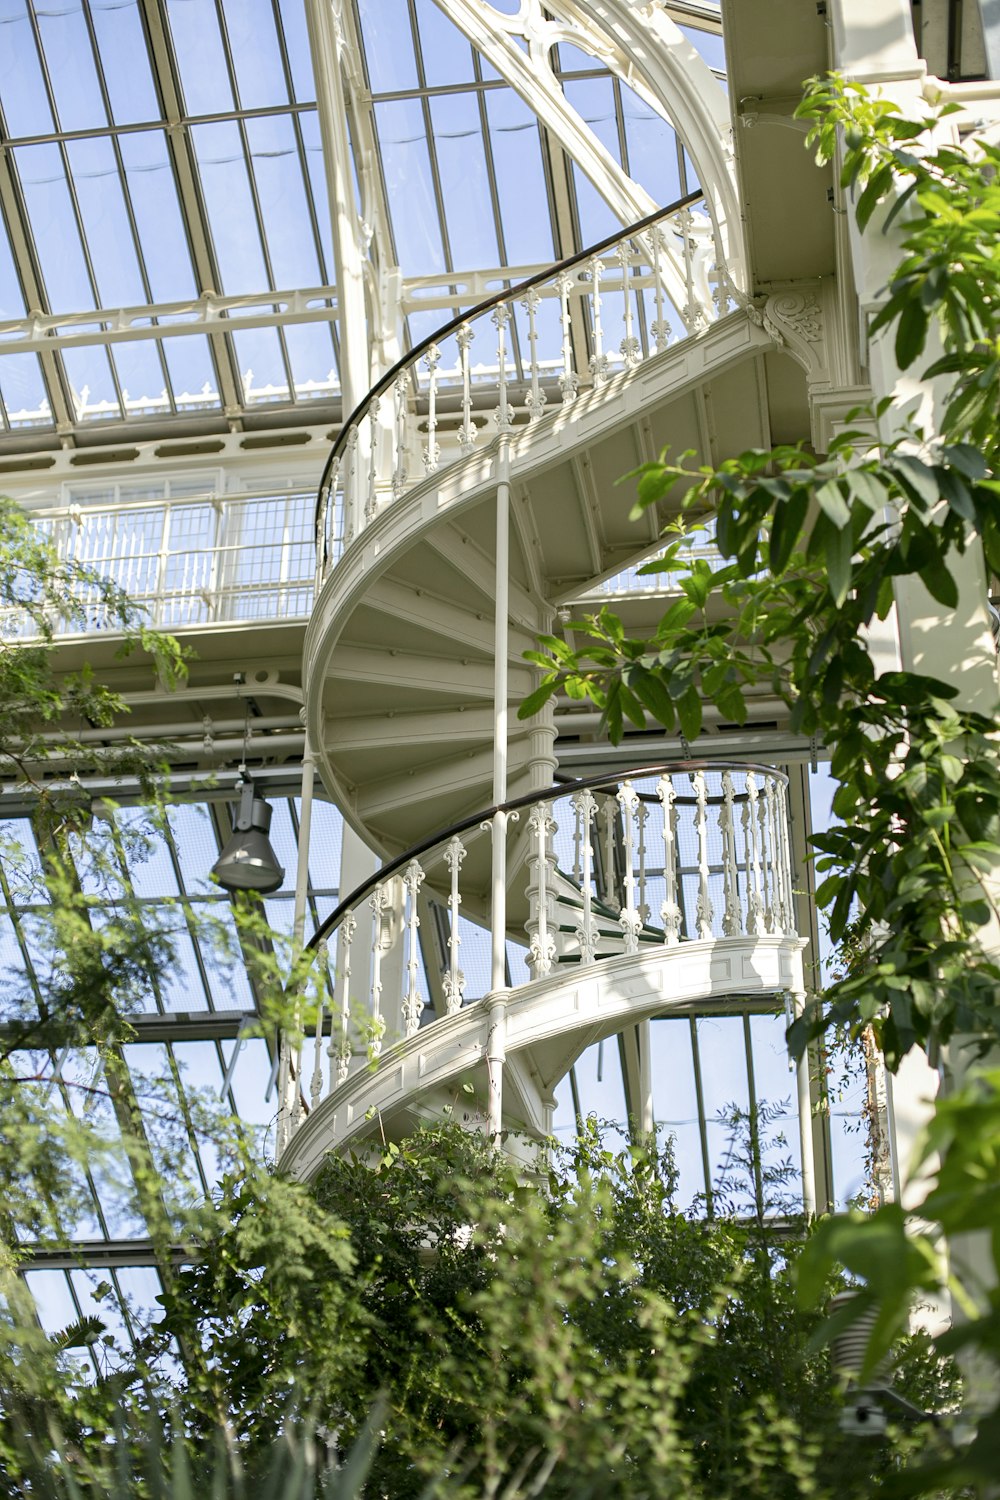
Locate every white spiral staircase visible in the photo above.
<box><xmin>283</xmin><ymin>194</ymin><xmax>812</xmax><ymax>1199</ymax></box>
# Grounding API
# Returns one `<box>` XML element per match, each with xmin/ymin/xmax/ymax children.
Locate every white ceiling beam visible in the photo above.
<box><xmin>304</xmin><ymin>0</ymin><xmax>373</xmax><ymax>412</ymax></box>
<box><xmin>0</xmin><ymin>286</ymin><xmax>340</xmax><ymax>354</ymax></box>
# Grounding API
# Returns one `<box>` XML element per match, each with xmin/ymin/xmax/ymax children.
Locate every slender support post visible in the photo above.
<box><xmin>487</xmin><ymin>438</ymin><xmax>511</xmax><ymax>1134</ymax></box>
<box><xmin>792</xmin><ymin>989</ymin><xmax>818</xmax><ymax>1217</ymax></box>
<box><xmin>637</xmin><ymin>1018</ymin><xmax>654</xmax><ymax>1136</ymax></box>
<box><xmin>278</xmin><ymin>736</ymin><xmax>315</xmax><ymax>1152</ymax></box>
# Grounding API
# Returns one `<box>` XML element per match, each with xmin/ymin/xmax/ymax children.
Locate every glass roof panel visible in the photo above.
<box><xmin>0</xmin><ymin>351</ymin><xmax>51</xmax><ymax>428</ymax></box>
<box><xmin>160</xmin><ymin>335</ymin><xmax>221</xmax><ymax>412</ymax></box>
<box><xmin>483</xmin><ymin>90</ymin><xmax>552</xmax><ymax>265</ymax></box>
<box><xmin>356</xmin><ymin>0</ymin><xmax>419</xmax><ymax>93</ymax></box>
<box><xmin>14</xmin><ymin>142</ymin><xmax>96</xmax><ymax>311</ymax></box>
<box><xmin>111</xmin><ymin>340</ymin><xmax>173</xmax><ymax>418</ymax></box>
<box><xmin>375</xmin><ymin>96</ymin><xmax>446</xmax><ymax>276</ymax></box>
<box><xmin>65</xmin><ymin>136</ymin><xmax>149</xmax><ymax>306</ymax></box>
<box><xmin>0</xmin><ymin>4</ymin><xmax>54</xmax><ymax>137</ymax></box>
<box><xmin>165</xmin><ymin>0</ymin><xmax>235</xmax><ymax>115</ymax></box>
<box><xmin>35</xmin><ymin>1</ymin><xmax>109</xmax><ymax>134</ymax></box>
<box><xmin>244</xmin><ymin>112</ymin><xmax>325</xmax><ymax>287</ymax></box>
<box><xmin>221</xmin><ymin>0</ymin><xmax>292</xmax><ymax>110</ymax></box>
<box><xmin>90</xmin><ymin>0</ymin><xmax>160</xmax><ymax>125</ymax></box>
<box><xmin>117</xmin><ymin>131</ymin><xmax>198</xmax><ymax>303</ymax></box>
<box><xmin>619</xmin><ymin>85</ymin><xmax>683</xmax><ymax>205</ymax></box>
<box><xmin>412</xmin><ymin>0</ymin><xmax>477</xmax><ymax>88</ymax></box>
<box><xmin>190</xmin><ymin>119</ymin><xmax>270</xmax><ymax>294</ymax></box>
<box><xmin>429</xmin><ymin>92</ymin><xmax>499</xmax><ymax>269</ymax></box>
<box><xmin>276</xmin><ymin>0</ymin><xmax>315</xmax><ymax>103</ymax></box>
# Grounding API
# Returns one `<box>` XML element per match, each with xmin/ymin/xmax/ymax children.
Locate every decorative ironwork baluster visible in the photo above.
<box><xmin>693</xmin><ymin>769</ymin><xmax>714</xmax><ymax>939</ymax></box>
<box><xmin>589</xmin><ymin>254</ymin><xmax>609</xmax><ymax>384</ymax></box>
<box><xmin>743</xmin><ymin>771</ymin><xmax>766</xmax><ymax>935</ymax></box>
<box><xmin>598</xmin><ymin>794</ymin><xmax>617</xmax><ymax>907</ymax></box>
<box><xmin>368</xmin><ymin>885</ymin><xmax>388</xmax><ymax>1058</ymax></box>
<box><xmin>457</xmin><ymin>322</ymin><xmax>476</xmax><ymax>452</ymax></box>
<box><xmin>777</xmin><ymin>778</ymin><xmax>796</xmax><ymax>935</ymax></box>
<box><xmin>310</xmin><ymin>939</ymin><xmax>328</xmax><ymax>1109</ymax></box>
<box><xmin>617</xmin><ymin>240</ymin><xmax>640</xmax><ymax>367</ymax></box>
<box><xmin>658</xmin><ymin>773</ymin><xmax>681</xmax><ymax>944</ymax></box>
<box><xmin>344</xmin><ymin>424</ymin><xmax>359</xmax><ymax>543</ymax></box>
<box><xmin>556</xmin><ymin>270</ymin><xmax>579</xmax><ymax>405</ymax></box>
<box><xmin>616</xmin><ymin>780</ymin><xmax>642</xmax><ymax>954</ymax></box>
<box><xmin>402</xmin><ymin>859</ymin><xmax>425</xmax><ymax>1036</ymax></box>
<box><xmin>763</xmin><ymin>775</ymin><xmax>783</xmax><ymax>934</ymax></box>
<box><xmin>522</xmin><ymin>286</ymin><xmax>546</xmax><ymax>422</ymax></box>
<box><xmin>572</xmin><ymin>794</ymin><xmax>584</xmax><ymax>883</ymax></box>
<box><xmin>680</xmin><ymin>210</ymin><xmax>709</xmax><ymax>334</ymax></box>
<box><xmin>365</xmin><ymin>400</ymin><xmax>380</xmax><ymax>526</ymax></box>
<box><xmin>526</xmin><ymin>801</ymin><xmax>557</xmax><ymax>978</ymax></box>
<box><xmin>492</xmin><ymin>304</ymin><xmax>514</xmax><ymax>431</ymax></box>
<box><xmin>443</xmin><ymin>835</ymin><xmax>466</xmax><ymax>1014</ymax></box>
<box><xmin>392</xmin><ymin>371</ymin><xmax>408</xmax><ymax>496</ymax></box>
<box><xmin>758</xmin><ymin>778</ymin><xmax>773</xmax><ymax>932</ymax></box>
<box><xmin>315</xmin><ymin>482</ymin><xmax>329</xmax><ymax>586</ymax></box>
<box><xmin>719</xmin><ymin>771</ymin><xmax>741</xmax><ymax>936</ymax></box>
<box><xmin>423</xmin><ymin>343</ymin><xmax>441</xmax><ymax>473</ymax></box>
<box><xmin>637</xmin><ymin>797</ymin><xmax>650</xmax><ymax>922</ymax></box>
<box><xmin>570</xmin><ymin>787</ymin><xmax>597</xmax><ymax>965</ymax></box>
<box><xmin>333</xmin><ymin>911</ymin><xmax>356</xmax><ymax>1086</ymax></box>
<box><xmin>650</xmin><ymin>227</ymin><xmax>672</xmax><ymax>351</ymax></box>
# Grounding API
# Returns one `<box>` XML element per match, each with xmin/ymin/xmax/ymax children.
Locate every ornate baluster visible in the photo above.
<box><xmin>392</xmin><ymin>371</ymin><xmax>408</xmax><ymax>496</ymax></box>
<box><xmin>763</xmin><ymin>775</ymin><xmax>783</xmax><ymax>934</ymax></box>
<box><xmin>598</xmin><ymin>794</ymin><xmax>617</xmax><ymax>907</ymax></box>
<box><xmin>758</xmin><ymin>778</ymin><xmax>773</xmax><ymax>932</ymax></box>
<box><xmin>368</xmin><ymin>884</ymin><xmax>388</xmax><ymax>1058</ymax></box>
<box><xmin>692</xmin><ymin>770</ymin><xmax>714</xmax><ymax>939</ymax></box>
<box><xmin>637</xmin><ymin>797</ymin><xmax>650</xmax><ymax>921</ymax></box>
<box><xmin>402</xmin><ymin>859</ymin><xmax>425</xmax><ymax>1036</ymax></box>
<box><xmin>680</xmin><ymin>210</ymin><xmax>709</xmax><ymax>334</ymax></box>
<box><xmin>777</xmin><ymin>778</ymin><xmax>796</xmax><ymax>936</ymax></box>
<box><xmin>556</xmin><ymin>270</ymin><xmax>579</xmax><ymax>405</ymax></box>
<box><xmin>589</xmin><ymin>254</ymin><xmax>609</xmax><ymax>384</ymax></box>
<box><xmin>315</xmin><ymin>482</ymin><xmax>329</xmax><ymax>586</ymax></box>
<box><xmin>657</xmin><ymin>773</ymin><xmax>681</xmax><ymax>944</ymax></box>
<box><xmin>492</xmin><ymin>304</ymin><xmax>514</xmax><ymax>431</ymax></box>
<box><xmin>344</xmin><ymin>424</ymin><xmax>359</xmax><ymax>543</ymax></box>
<box><xmin>742</xmin><ymin>771</ymin><xmax>766</xmax><ymax>935</ymax></box>
<box><xmin>526</xmin><ymin>801</ymin><xmax>557</xmax><ymax>979</ymax></box>
<box><xmin>719</xmin><ymin>771</ymin><xmax>741</xmax><ymax>936</ymax></box>
<box><xmin>650</xmin><ymin>227</ymin><xmax>672</xmax><ymax>351</ymax></box>
<box><xmin>522</xmin><ymin>286</ymin><xmax>546</xmax><ymax>422</ymax></box>
<box><xmin>423</xmin><ymin>343</ymin><xmax>441</xmax><ymax>473</ymax></box>
<box><xmin>617</xmin><ymin>240</ymin><xmax>640</xmax><ymax>367</ymax></box>
<box><xmin>443</xmin><ymin>835</ymin><xmax>466</xmax><ymax>1013</ymax></box>
<box><xmin>616</xmin><ymin>781</ymin><xmax>642</xmax><ymax>954</ymax></box>
<box><xmin>332</xmin><ymin>911</ymin><xmax>356</xmax><ymax>1086</ymax></box>
<box><xmin>570</xmin><ymin>786</ymin><xmax>597</xmax><ymax>965</ymax></box>
<box><xmin>457</xmin><ymin>322</ymin><xmax>477</xmax><ymax>452</ymax></box>
<box><xmin>310</xmin><ymin>939</ymin><xmax>328</xmax><ymax>1109</ymax></box>
<box><xmin>365</xmin><ymin>399</ymin><xmax>380</xmax><ymax>526</ymax></box>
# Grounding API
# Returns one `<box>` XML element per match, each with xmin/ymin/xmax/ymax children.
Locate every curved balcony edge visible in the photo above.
<box><xmin>278</xmin><ymin>933</ymin><xmax>808</xmax><ymax>1181</ymax></box>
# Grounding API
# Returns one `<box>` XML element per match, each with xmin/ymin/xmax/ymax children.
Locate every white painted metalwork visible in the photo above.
<box><xmin>280</xmin><ymin>763</ymin><xmax>797</xmax><ymax>1137</ymax></box>
<box><xmin>315</xmin><ymin>195</ymin><xmax>724</xmax><ymax>580</ymax></box>
<box><xmin>3</xmin><ymin>490</ymin><xmax>315</xmax><ymax>639</ymax></box>
<box><xmin>403</xmin><ymin>860</ymin><xmax>426</xmax><ymax>1037</ymax></box>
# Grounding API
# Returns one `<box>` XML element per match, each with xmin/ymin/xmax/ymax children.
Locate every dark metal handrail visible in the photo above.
<box><xmin>307</xmin><ymin>759</ymin><xmax>786</xmax><ymax>952</ymax></box>
<box><xmin>314</xmin><ymin>187</ymin><xmax>706</xmax><ymax>544</ymax></box>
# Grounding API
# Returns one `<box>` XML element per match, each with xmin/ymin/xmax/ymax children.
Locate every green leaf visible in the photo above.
<box><xmin>518</xmin><ymin>681</ymin><xmax>558</xmax><ymax>720</ymax></box>
<box><xmin>677</xmin><ymin>685</ymin><xmax>702</xmax><ymax>743</ymax></box>
<box><xmin>918</xmin><ymin>555</ymin><xmax>959</xmax><ymax>609</ymax></box>
<box><xmin>769</xmin><ymin>490</ymin><xmax>808</xmax><ymax>573</ymax></box>
<box><xmin>893</xmin><ymin>298</ymin><xmax>929</xmax><ymax>368</ymax></box>
<box><xmin>814</xmin><ymin>478</ymin><xmax>851</xmax><ymax>528</ymax></box>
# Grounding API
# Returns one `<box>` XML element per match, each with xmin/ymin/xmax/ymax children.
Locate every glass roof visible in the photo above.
<box><xmin>0</xmin><ymin>0</ymin><xmax>726</xmax><ymax>452</ymax></box>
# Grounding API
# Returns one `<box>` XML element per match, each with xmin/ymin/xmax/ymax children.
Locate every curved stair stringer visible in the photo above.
<box><xmin>304</xmin><ymin>308</ymin><xmax>777</xmax><ymax>858</ymax></box>
<box><xmin>280</xmin><ymin>934</ymin><xmax>806</xmax><ymax>1181</ymax></box>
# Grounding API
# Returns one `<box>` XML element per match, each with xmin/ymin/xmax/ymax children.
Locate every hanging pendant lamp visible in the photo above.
<box><xmin>211</xmin><ymin>778</ymin><xmax>285</xmax><ymax>894</ymax></box>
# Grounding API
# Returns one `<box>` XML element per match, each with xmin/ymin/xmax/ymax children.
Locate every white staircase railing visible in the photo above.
<box><xmin>314</xmin><ymin>189</ymin><xmax>738</xmax><ymax>584</ymax></box>
<box><xmin>280</xmin><ymin>762</ymin><xmax>795</xmax><ymax>1149</ymax></box>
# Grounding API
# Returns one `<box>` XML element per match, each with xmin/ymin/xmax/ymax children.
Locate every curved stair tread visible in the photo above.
<box><xmin>280</xmin><ymin>934</ymin><xmax>806</xmax><ymax>1180</ymax></box>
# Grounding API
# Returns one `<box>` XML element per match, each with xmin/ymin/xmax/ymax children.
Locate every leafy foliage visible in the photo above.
<box><xmin>519</xmin><ymin>73</ymin><xmax>1000</xmax><ymax>1493</ymax></box>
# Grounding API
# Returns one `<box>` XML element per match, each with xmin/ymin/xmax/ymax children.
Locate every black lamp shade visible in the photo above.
<box><xmin>211</xmin><ymin>781</ymin><xmax>285</xmax><ymax>894</ymax></box>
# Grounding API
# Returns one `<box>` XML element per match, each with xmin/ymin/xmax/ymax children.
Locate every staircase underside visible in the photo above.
<box><xmin>306</xmin><ymin>311</ymin><xmax>805</xmax><ymax>858</ymax></box>
<box><xmin>280</xmin><ymin>935</ymin><xmax>806</xmax><ymax>1179</ymax></box>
